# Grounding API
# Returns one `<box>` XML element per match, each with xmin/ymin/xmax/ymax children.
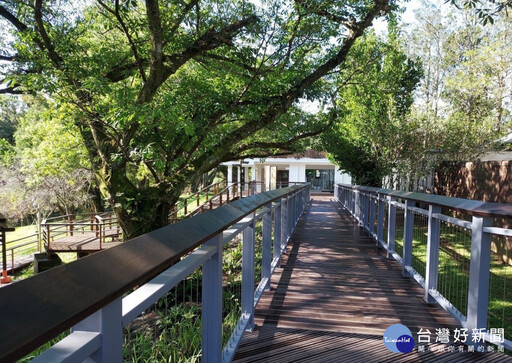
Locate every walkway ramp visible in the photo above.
<box><xmin>233</xmin><ymin>196</ymin><xmax>509</xmax><ymax>362</ymax></box>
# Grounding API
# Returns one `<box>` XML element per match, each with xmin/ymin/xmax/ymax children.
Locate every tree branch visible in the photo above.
<box><xmin>137</xmin><ymin>14</ymin><xmax>257</xmax><ymax>103</ymax></box>
<box><xmin>96</xmin><ymin>0</ymin><xmax>147</xmax><ymax>82</ymax></box>
<box><xmin>34</xmin><ymin>0</ymin><xmax>63</xmax><ymax>65</ymax></box>
<box><xmin>0</xmin><ymin>87</ymin><xmax>25</xmax><ymax>94</ymax></box>
<box><xmin>294</xmin><ymin>0</ymin><xmax>355</xmax><ymax>29</ymax></box>
<box><xmin>0</xmin><ymin>54</ymin><xmax>18</xmax><ymax>62</ymax></box>
<box><xmin>0</xmin><ymin>5</ymin><xmax>29</xmax><ymax>31</ymax></box>
<box><xmin>219</xmin><ymin>0</ymin><xmax>391</xmax><ymax>150</ymax></box>
<box><xmin>200</xmin><ymin>53</ymin><xmax>260</xmax><ymax>74</ymax></box>
<box><xmin>237</xmin><ymin>119</ymin><xmax>334</xmax><ymax>153</ymax></box>
<box><xmin>169</xmin><ymin>0</ymin><xmax>199</xmax><ymax>36</ymax></box>
<box><xmin>140</xmin><ymin>0</ymin><xmax>165</xmax><ymax>103</ymax></box>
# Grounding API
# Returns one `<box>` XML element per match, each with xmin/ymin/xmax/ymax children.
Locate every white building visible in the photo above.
<box><xmin>223</xmin><ymin>151</ymin><xmax>352</xmax><ymax>193</ymax></box>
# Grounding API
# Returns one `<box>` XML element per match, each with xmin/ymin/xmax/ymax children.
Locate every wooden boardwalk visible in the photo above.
<box><xmin>233</xmin><ymin>196</ymin><xmax>511</xmax><ymax>362</ymax></box>
<box><xmin>47</xmin><ymin>230</ymin><xmax>122</xmax><ymax>253</ymax></box>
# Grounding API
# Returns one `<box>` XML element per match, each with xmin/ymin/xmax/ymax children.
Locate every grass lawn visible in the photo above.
<box><xmin>388</xmin><ymin>211</ymin><xmax>512</xmax><ymax>343</ymax></box>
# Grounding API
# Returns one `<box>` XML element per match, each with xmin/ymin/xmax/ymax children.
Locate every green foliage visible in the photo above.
<box><xmin>448</xmin><ymin>0</ymin><xmax>512</xmax><ymax>24</ymax></box>
<box><xmin>322</xmin><ymin>29</ymin><xmax>422</xmax><ymax>186</ymax></box>
<box><xmin>14</xmin><ymin>98</ymin><xmax>91</xmax><ymax>185</ymax></box>
<box><xmin>402</xmin><ymin>4</ymin><xmax>512</xmax><ymax>172</ymax></box>
<box><xmin>0</xmin><ymin>0</ymin><xmax>395</xmax><ymax>237</ymax></box>
<box><xmin>0</xmin><ymin>97</ymin><xmax>95</xmax><ymax>221</ymax></box>
<box><xmin>0</xmin><ymin>95</ymin><xmax>24</xmax><ymax>144</ymax></box>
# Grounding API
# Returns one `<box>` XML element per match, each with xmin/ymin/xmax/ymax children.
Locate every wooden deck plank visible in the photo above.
<box><xmin>47</xmin><ymin>232</ymin><xmax>122</xmax><ymax>252</ymax></box>
<box><xmin>232</xmin><ymin>196</ymin><xmax>511</xmax><ymax>362</ymax></box>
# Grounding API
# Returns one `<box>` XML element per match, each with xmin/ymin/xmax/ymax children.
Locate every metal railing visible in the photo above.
<box><xmin>0</xmin><ymin>232</ymin><xmax>40</xmax><ymax>273</ymax></box>
<box><xmin>41</xmin><ymin>212</ymin><xmax>121</xmax><ymax>251</ymax></box>
<box><xmin>335</xmin><ymin>183</ymin><xmax>512</xmax><ymax>351</ymax></box>
<box><xmin>0</xmin><ymin>184</ymin><xmax>310</xmax><ymax>362</ymax></box>
<box><xmin>170</xmin><ymin>181</ymin><xmax>264</xmax><ymax>223</ymax></box>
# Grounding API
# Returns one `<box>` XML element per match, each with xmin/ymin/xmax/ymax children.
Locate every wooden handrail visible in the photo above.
<box><xmin>337</xmin><ymin>183</ymin><xmax>512</xmax><ymax>218</ymax></box>
<box><xmin>0</xmin><ymin>185</ymin><xmax>307</xmax><ymax>362</ymax></box>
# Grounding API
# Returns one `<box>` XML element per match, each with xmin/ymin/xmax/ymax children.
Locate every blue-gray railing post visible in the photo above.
<box><xmin>274</xmin><ymin>200</ymin><xmax>282</xmax><ymax>268</ymax></box>
<box><xmin>402</xmin><ymin>200</ymin><xmax>414</xmax><ymax>276</ymax></box>
<box><xmin>377</xmin><ymin>194</ymin><xmax>384</xmax><ymax>246</ymax></box>
<box><xmin>71</xmin><ymin>297</ymin><xmax>122</xmax><ymax>362</ymax></box>
<box><xmin>288</xmin><ymin>194</ymin><xmax>293</xmax><ymax>236</ymax></box>
<box><xmin>202</xmin><ymin>234</ymin><xmax>223</xmax><ymax>362</ymax></box>
<box><xmin>425</xmin><ymin>205</ymin><xmax>441</xmax><ymax>303</ymax></box>
<box><xmin>242</xmin><ymin>214</ymin><xmax>255</xmax><ymax>332</ymax></box>
<box><xmin>262</xmin><ymin>203</ymin><xmax>272</xmax><ymax>291</ymax></box>
<box><xmin>362</xmin><ymin>192</ymin><xmax>368</xmax><ymax>229</ymax></box>
<box><xmin>467</xmin><ymin>215</ymin><xmax>493</xmax><ymax>349</ymax></box>
<box><xmin>387</xmin><ymin>196</ymin><xmax>396</xmax><ymax>259</ymax></box>
<box><xmin>354</xmin><ymin>190</ymin><xmax>360</xmax><ymax>223</ymax></box>
<box><xmin>369</xmin><ymin>193</ymin><xmax>376</xmax><ymax>237</ymax></box>
<box><xmin>281</xmin><ymin>196</ymin><xmax>288</xmax><ymax>248</ymax></box>
<box><xmin>296</xmin><ymin>191</ymin><xmax>300</xmax><ymax>224</ymax></box>
<box><xmin>291</xmin><ymin>192</ymin><xmax>296</xmax><ymax>233</ymax></box>
<box><xmin>349</xmin><ymin>189</ymin><xmax>357</xmax><ymax>213</ymax></box>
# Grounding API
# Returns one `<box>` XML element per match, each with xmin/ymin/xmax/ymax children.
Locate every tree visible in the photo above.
<box><xmin>0</xmin><ymin>97</ymin><xmax>97</xmax><ymax>221</ymax></box>
<box><xmin>449</xmin><ymin>0</ymin><xmax>512</xmax><ymax>24</ymax></box>
<box><xmin>0</xmin><ymin>95</ymin><xmax>24</xmax><ymax>144</ymax></box>
<box><xmin>0</xmin><ymin>0</ymin><xmax>395</xmax><ymax>238</ymax></box>
<box><xmin>403</xmin><ymin>4</ymin><xmax>511</xmax><ymax>163</ymax></box>
<box><xmin>322</xmin><ymin>27</ymin><xmax>422</xmax><ymax>186</ymax></box>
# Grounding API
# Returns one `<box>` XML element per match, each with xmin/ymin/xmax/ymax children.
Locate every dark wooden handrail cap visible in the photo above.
<box><xmin>339</xmin><ymin>184</ymin><xmax>512</xmax><ymax>218</ymax></box>
<box><xmin>0</xmin><ymin>185</ymin><xmax>307</xmax><ymax>362</ymax></box>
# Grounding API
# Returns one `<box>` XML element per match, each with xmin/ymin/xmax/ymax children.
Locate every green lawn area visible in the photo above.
<box><xmin>389</xmin><ymin>213</ymin><xmax>512</xmax><ymax>342</ymax></box>
<box><xmin>5</xmin><ymin>225</ymin><xmax>38</xmax><ymax>249</ymax></box>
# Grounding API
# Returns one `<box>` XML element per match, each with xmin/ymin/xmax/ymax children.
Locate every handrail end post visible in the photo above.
<box><xmin>72</xmin><ymin>297</ymin><xmax>123</xmax><ymax>362</ymax></box>
<box><xmin>466</xmin><ymin>215</ymin><xmax>493</xmax><ymax>350</ymax></box>
<box><xmin>202</xmin><ymin>234</ymin><xmax>223</xmax><ymax>362</ymax></box>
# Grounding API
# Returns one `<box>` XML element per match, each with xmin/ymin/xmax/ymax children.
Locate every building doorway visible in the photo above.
<box><xmin>277</xmin><ymin>170</ymin><xmax>289</xmax><ymax>188</ymax></box>
<box><xmin>306</xmin><ymin>169</ymin><xmax>334</xmax><ymax>191</ymax></box>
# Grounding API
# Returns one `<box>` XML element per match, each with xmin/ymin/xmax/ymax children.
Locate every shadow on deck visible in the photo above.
<box><xmin>233</xmin><ymin>196</ymin><xmax>511</xmax><ymax>362</ymax></box>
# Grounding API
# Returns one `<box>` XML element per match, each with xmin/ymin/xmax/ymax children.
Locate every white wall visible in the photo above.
<box><xmin>289</xmin><ymin>164</ymin><xmax>299</xmax><ymax>182</ymax></box>
<box><xmin>335</xmin><ymin>168</ymin><xmax>352</xmax><ymax>185</ymax></box>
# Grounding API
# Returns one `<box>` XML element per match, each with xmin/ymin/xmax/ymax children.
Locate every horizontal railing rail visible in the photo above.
<box><xmin>335</xmin><ymin>183</ymin><xmax>512</xmax><ymax>351</ymax></box>
<box><xmin>0</xmin><ymin>228</ymin><xmax>40</xmax><ymax>277</ymax></box>
<box><xmin>170</xmin><ymin>181</ymin><xmax>265</xmax><ymax>223</ymax></box>
<box><xmin>41</xmin><ymin>213</ymin><xmax>121</xmax><ymax>252</ymax></box>
<box><xmin>0</xmin><ymin>184</ymin><xmax>310</xmax><ymax>362</ymax></box>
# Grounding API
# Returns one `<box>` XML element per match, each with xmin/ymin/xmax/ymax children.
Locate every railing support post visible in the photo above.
<box><xmin>288</xmin><ymin>194</ymin><xmax>293</xmax><ymax>237</ymax></box>
<box><xmin>274</xmin><ymin>201</ymin><xmax>282</xmax><ymax>268</ymax></box>
<box><xmin>354</xmin><ymin>190</ymin><xmax>360</xmax><ymax>223</ymax></box>
<box><xmin>262</xmin><ymin>203</ymin><xmax>272</xmax><ymax>291</ymax></box>
<box><xmin>363</xmin><ymin>193</ymin><xmax>370</xmax><ymax>231</ymax></box>
<box><xmin>402</xmin><ymin>200</ymin><xmax>414</xmax><ymax>276</ymax></box>
<box><xmin>202</xmin><ymin>234</ymin><xmax>223</xmax><ymax>362</ymax></box>
<box><xmin>369</xmin><ymin>194</ymin><xmax>375</xmax><ymax>236</ymax></box>
<box><xmin>242</xmin><ymin>215</ymin><xmax>255</xmax><ymax>331</ymax></box>
<box><xmin>72</xmin><ymin>297</ymin><xmax>122</xmax><ymax>362</ymax></box>
<box><xmin>281</xmin><ymin>196</ymin><xmax>288</xmax><ymax>248</ymax></box>
<box><xmin>387</xmin><ymin>196</ymin><xmax>396</xmax><ymax>259</ymax></box>
<box><xmin>467</xmin><ymin>216</ymin><xmax>493</xmax><ymax>350</ymax></box>
<box><xmin>425</xmin><ymin>205</ymin><xmax>441</xmax><ymax>303</ymax></box>
<box><xmin>377</xmin><ymin>195</ymin><xmax>384</xmax><ymax>246</ymax></box>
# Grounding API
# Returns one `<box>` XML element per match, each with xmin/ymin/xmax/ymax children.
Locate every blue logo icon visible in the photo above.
<box><xmin>383</xmin><ymin>324</ymin><xmax>415</xmax><ymax>353</ymax></box>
